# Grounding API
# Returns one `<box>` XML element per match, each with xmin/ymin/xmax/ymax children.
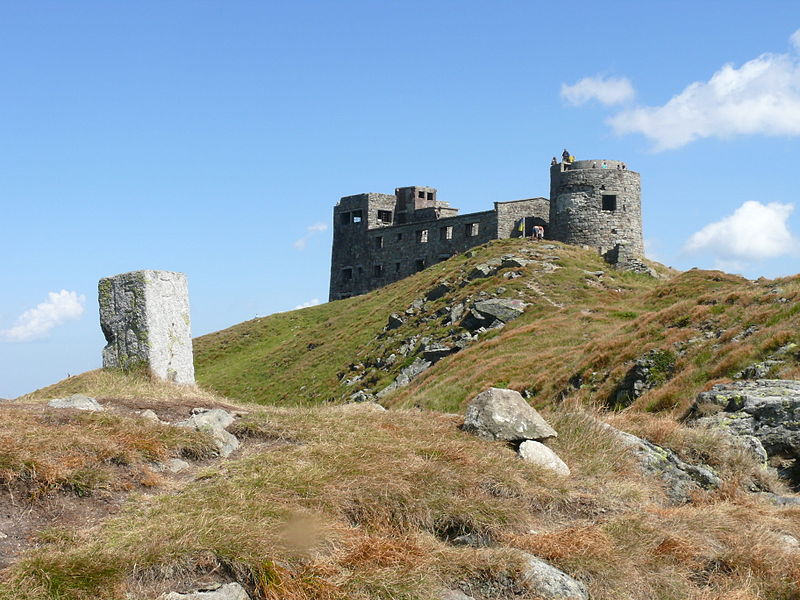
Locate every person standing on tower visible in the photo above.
<box><xmin>562</xmin><ymin>149</ymin><xmax>570</xmax><ymax>163</ymax></box>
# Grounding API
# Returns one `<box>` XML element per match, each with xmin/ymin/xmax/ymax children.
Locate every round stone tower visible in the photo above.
<box><xmin>549</xmin><ymin>159</ymin><xmax>643</xmax><ymax>259</ymax></box>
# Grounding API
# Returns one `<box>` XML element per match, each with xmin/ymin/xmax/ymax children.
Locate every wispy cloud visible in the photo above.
<box><xmin>565</xmin><ymin>30</ymin><xmax>800</xmax><ymax>151</ymax></box>
<box><xmin>293</xmin><ymin>222</ymin><xmax>328</xmax><ymax>250</ymax></box>
<box><xmin>1</xmin><ymin>290</ymin><xmax>85</xmax><ymax>342</ymax></box>
<box><xmin>293</xmin><ymin>298</ymin><xmax>321</xmax><ymax>310</ymax></box>
<box><xmin>560</xmin><ymin>75</ymin><xmax>635</xmax><ymax>106</ymax></box>
<box><xmin>683</xmin><ymin>201</ymin><xmax>798</xmax><ymax>269</ymax></box>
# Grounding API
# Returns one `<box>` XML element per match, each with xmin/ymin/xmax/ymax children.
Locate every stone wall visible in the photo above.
<box><xmin>496</xmin><ymin>198</ymin><xmax>550</xmax><ymax>238</ymax></box>
<box><xmin>548</xmin><ymin>161</ymin><xmax>642</xmax><ymax>256</ymax></box>
<box><xmin>99</xmin><ymin>270</ymin><xmax>195</xmax><ymax>384</ymax></box>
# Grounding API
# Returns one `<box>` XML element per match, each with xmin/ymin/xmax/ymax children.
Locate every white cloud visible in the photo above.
<box><xmin>790</xmin><ymin>28</ymin><xmax>800</xmax><ymax>51</ymax></box>
<box><xmin>607</xmin><ymin>31</ymin><xmax>800</xmax><ymax>150</ymax></box>
<box><xmin>1</xmin><ymin>290</ymin><xmax>85</xmax><ymax>342</ymax></box>
<box><xmin>293</xmin><ymin>222</ymin><xmax>328</xmax><ymax>250</ymax></box>
<box><xmin>293</xmin><ymin>298</ymin><xmax>321</xmax><ymax>310</ymax></box>
<box><xmin>560</xmin><ymin>75</ymin><xmax>635</xmax><ymax>106</ymax></box>
<box><xmin>683</xmin><ymin>201</ymin><xmax>798</xmax><ymax>265</ymax></box>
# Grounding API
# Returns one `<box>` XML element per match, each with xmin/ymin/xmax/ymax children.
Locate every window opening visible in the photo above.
<box><xmin>373</xmin><ymin>264</ymin><xmax>384</xmax><ymax>278</ymax></box>
<box><xmin>377</xmin><ymin>210</ymin><xmax>392</xmax><ymax>223</ymax></box>
<box><xmin>427</xmin><ymin>192</ymin><xmax>433</xmax><ymax>200</ymax></box>
<box><xmin>415</xmin><ymin>259</ymin><xmax>426</xmax><ymax>272</ymax></box>
<box><xmin>352</xmin><ymin>210</ymin><xmax>363</xmax><ymax>223</ymax></box>
<box><xmin>440</xmin><ymin>225</ymin><xmax>453</xmax><ymax>240</ymax></box>
<box><xmin>416</xmin><ymin>229</ymin><xmax>428</xmax><ymax>243</ymax></box>
<box><xmin>602</xmin><ymin>195</ymin><xmax>617</xmax><ymax>211</ymax></box>
<box><xmin>396</xmin><ymin>232</ymin><xmax>403</xmax><ymax>241</ymax></box>
<box><xmin>465</xmin><ymin>222</ymin><xmax>479</xmax><ymax>237</ymax></box>
<box><xmin>374</xmin><ymin>236</ymin><xmax>384</xmax><ymax>249</ymax></box>
<box><xmin>342</xmin><ymin>268</ymin><xmax>353</xmax><ymax>281</ymax></box>
<box><xmin>418</xmin><ymin>191</ymin><xmax>425</xmax><ymax>199</ymax></box>
<box><xmin>339</xmin><ymin>212</ymin><xmax>350</xmax><ymax>225</ymax></box>
<box><xmin>395</xmin><ymin>262</ymin><xmax>401</xmax><ymax>272</ymax></box>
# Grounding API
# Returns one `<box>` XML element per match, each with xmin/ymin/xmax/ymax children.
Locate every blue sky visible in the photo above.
<box><xmin>2</xmin><ymin>1</ymin><xmax>800</xmax><ymax>397</ymax></box>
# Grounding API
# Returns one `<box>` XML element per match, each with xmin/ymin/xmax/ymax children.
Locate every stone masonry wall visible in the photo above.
<box><xmin>496</xmin><ymin>198</ymin><xmax>550</xmax><ymax>238</ymax></box>
<box><xmin>549</xmin><ymin>161</ymin><xmax>642</xmax><ymax>256</ymax></box>
<box><xmin>99</xmin><ymin>270</ymin><xmax>195</xmax><ymax>384</ymax></box>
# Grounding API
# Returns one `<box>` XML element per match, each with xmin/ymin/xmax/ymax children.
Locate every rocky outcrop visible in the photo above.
<box><xmin>607</xmin><ymin>424</ymin><xmax>721</xmax><ymax>504</ymax></box>
<box><xmin>463</xmin><ymin>388</ymin><xmax>557</xmax><ymax>442</ymax></box>
<box><xmin>176</xmin><ymin>408</ymin><xmax>240</xmax><ymax>458</ymax></box>
<box><xmin>377</xmin><ymin>357</ymin><xmax>432</xmax><ymax>398</ymax></box>
<box><xmin>160</xmin><ymin>583</ymin><xmax>250</xmax><ymax>600</ymax></box>
<box><xmin>462</xmin><ymin>299</ymin><xmax>526</xmax><ymax>331</ymax></box>
<box><xmin>687</xmin><ymin>379</ymin><xmax>800</xmax><ymax>488</ymax></box>
<box><xmin>519</xmin><ymin>553</ymin><xmax>588</xmax><ymax>600</ymax></box>
<box><xmin>47</xmin><ymin>394</ymin><xmax>104</xmax><ymax>412</ymax></box>
<box><xmin>611</xmin><ymin>349</ymin><xmax>676</xmax><ymax>408</ymax></box>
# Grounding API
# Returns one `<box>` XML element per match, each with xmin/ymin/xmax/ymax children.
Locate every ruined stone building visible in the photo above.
<box><xmin>329</xmin><ymin>159</ymin><xmax>642</xmax><ymax>301</ymax></box>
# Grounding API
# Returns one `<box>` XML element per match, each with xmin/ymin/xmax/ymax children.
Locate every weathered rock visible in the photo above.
<box><xmin>47</xmin><ymin>394</ymin><xmax>104</xmax><ymax>412</ymax></box>
<box><xmin>519</xmin><ymin>553</ymin><xmax>588</xmax><ymax>599</ymax></box>
<box><xmin>348</xmin><ymin>390</ymin><xmax>374</xmax><ymax>403</ymax></box>
<box><xmin>176</xmin><ymin>408</ymin><xmax>239</xmax><ymax>458</ymax></box>
<box><xmin>153</xmin><ymin>458</ymin><xmax>191</xmax><ymax>473</ymax></box>
<box><xmin>463</xmin><ymin>388</ymin><xmax>557</xmax><ymax>442</ymax></box>
<box><xmin>611</xmin><ymin>349</ymin><xmax>676</xmax><ymax>408</ymax></box>
<box><xmin>423</xmin><ymin>343</ymin><xmax>456</xmax><ymax>363</ymax></box>
<box><xmin>689</xmin><ymin>380</ymin><xmax>800</xmax><ymax>459</ymax></box>
<box><xmin>160</xmin><ymin>582</ymin><xmax>250</xmax><ymax>600</ymax></box>
<box><xmin>501</xmin><ymin>256</ymin><xmax>531</xmax><ymax>269</ymax></box>
<box><xmin>99</xmin><ymin>270</ymin><xmax>195</xmax><ymax>384</ymax></box>
<box><xmin>426</xmin><ymin>282</ymin><xmax>452</xmax><ymax>301</ymax></box>
<box><xmin>377</xmin><ymin>357</ymin><xmax>432</xmax><ymax>398</ymax></box>
<box><xmin>139</xmin><ymin>409</ymin><xmax>162</xmax><ymax>422</ymax></box>
<box><xmin>468</xmin><ymin>263</ymin><xmax>497</xmax><ymax>280</ymax></box>
<box><xmin>472</xmin><ymin>299</ymin><xmax>525</xmax><ymax>323</ymax></box>
<box><xmin>449</xmin><ymin>302</ymin><xmax>465</xmax><ymax>324</ymax></box>
<box><xmin>608</xmin><ymin>425</ymin><xmax>721</xmax><ymax>504</ymax></box>
<box><xmin>386</xmin><ymin>313</ymin><xmax>404</xmax><ymax>330</ymax></box>
<box><xmin>518</xmin><ymin>441</ymin><xmax>570</xmax><ymax>476</ymax></box>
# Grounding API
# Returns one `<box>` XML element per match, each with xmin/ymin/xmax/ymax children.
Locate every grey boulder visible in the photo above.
<box><xmin>463</xmin><ymin>388</ymin><xmax>557</xmax><ymax>442</ymax></box>
<box><xmin>520</xmin><ymin>553</ymin><xmax>588</xmax><ymax>599</ymax></box>
<box><xmin>176</xmin><ymin>408</ymin><xmax>239</xmax><ymax>458</ymax></box>
<box><xmin>47</xmin><ymin>394</ymin><xmax>104</xmax><ymax>412</ymax></box>
<box><xmin>519</xmin><ymin>440</ymin><xmax>570</xmax><ymax>476</ymax></box>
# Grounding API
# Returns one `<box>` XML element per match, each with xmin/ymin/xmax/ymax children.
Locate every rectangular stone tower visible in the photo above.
<box><xmin>98</xmin><ymin>270</ymin><xmax>195</xmax><ymax>384</ymax></box>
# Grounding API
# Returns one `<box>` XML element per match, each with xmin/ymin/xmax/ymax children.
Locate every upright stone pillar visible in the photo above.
<box><xmin>99</xmin><ymin>270</ymin><xmax>195</xmax><ymax>384</ymax></box>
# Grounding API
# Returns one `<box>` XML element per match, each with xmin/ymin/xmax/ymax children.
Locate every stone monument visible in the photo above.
<box><xmin>99</xmin><ymin>270</ymin><xmax>195</xmax><ymax>384</ymax></box>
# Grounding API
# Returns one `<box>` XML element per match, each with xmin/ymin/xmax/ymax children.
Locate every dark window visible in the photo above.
<box><xmin>342</xmin><ymin>268</ymin><xmax>353</xmax><ymax>281</ymax></box>
<box><xmin>373</xmin><ymin>264</ymin><xmax>384</xmax><ymax>278</ymax></box>
<box><xmin>440</xmin><ymin>225</ymin><xmax>453</xmax><ymax>240</ymax></box>
<box><xmin>415</xmin><ymin>259</ymin><xmax>426</xmax><ymax>272</ymax></box>
<box><xmin>352</xmin><ymin>210</ymin><xmax>363</xmax><ymax>223</ymax></box>
<box><xmin>465</xmin><ymin>222</ymin><xmax>479</xmax><ymax>237</ymax></box>
<box><xmin>396</xmin><ymin>232</ymin><xmax>403</xmax><ymax>241</ymax></box>
<box><xmin>374</xmin><ymin>236</ymin><xmax>383</xmax><ymax>249</ymax></box>
<box><xmin>602</xmin><ymin>195</ymin><xmax>617</xmax><ymax>211</ymax></box>
<box><xmin>357</xmin><ymin>266</ymin><xmax>363</xmax><ymax>275</ymax></box>
<box><xmin>377</xmin><ymin>210</ymin><xmax>392</xmax><ymax>223</ymax></box>
<box><xmin>339</xmin><ymin>212</ymin><xmax>350</xmax><ymax>225</ymax></box>
<box><xmin>418</xmin><ymin>191</ymin><xmax>425</xmax><ymax>199</ymax></box>
<box><xmin>416</xmin><ymin>229</ymin><xmax>428</xmax><ymax>243</ymax></box>
<box><xmin>427</xmin><ymin>192</ymin><xmax>433</xmax><ymax>200</ymax></box>
<box><xmin>395</xmin><ymin>262</ymin><xmax>401</xmax><ymax>272</ymax></box>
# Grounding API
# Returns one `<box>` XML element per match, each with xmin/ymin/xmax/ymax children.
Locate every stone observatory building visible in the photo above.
<box><xmin>329</xmin><ymin>158</ymin><xmax>643</xmax><ymax>301</ymax></box>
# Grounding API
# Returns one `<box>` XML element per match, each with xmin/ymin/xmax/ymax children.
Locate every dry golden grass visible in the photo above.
<box><xmin>2</xmin><ymin>403</ymin><xmax>799</xmax><ymax>600</ymax></box>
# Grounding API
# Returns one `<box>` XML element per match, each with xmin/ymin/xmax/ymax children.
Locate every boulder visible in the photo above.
<box><xmin>160</xmin><ymin>583</ymin><xmax>250</xmax><ymax>600</ymax></box>
<box><xmin>501</xmin><ymin>256</ymin><xmax>531</xmax><ymax>269</ymax></box>
<box><xmin>153</xmin><ymin>458</ymin><xmax>191</xmax><ymax>474</ymax></box>
<box><xmin>518</xmin><ymin>441</ymin><xmax>570</xmax><ymax>476</ymax></box>
<box><xmin>519</xmin><ymin>553</ymin><xmax>588</xmax><ymax>600</ymax></box>
<box><xmin>377</xmin><ymin>357</ymin><xmax>432</xmax><ymax>398</ymax></box>
<box><xmin>176</xmin><ymin>408</ymin><xmax>239</xmax><ymax>458</ymax></box>
<box><xmin>386</xmin><ymin>313</ymin><xmax>405</xmax><ymax>330</ymax></box>
<box><xmin>463</xmin><ymin>388</ymin><xmax>557</xmax><ymax>442</ymax></box>
<box><xmin>468</xmin><ymin>263</ymin><xmax>498</xmax><ymax>280</ymax></box>
<box><xmin>423</xmin><ymin>343</ymin><xmax>456</xmax><ymax>363</ymax></box>
<box><xmin>438</xmin><ymin>590</ymin><xmax>475</xmax><ymax>600</ymax></box>
<box><xmin>47</xmin><ymin>394</ymin><xmax>104</xmax><ymax>412</ymax></box>
<box><xmin>426</xmin><ymin>282</ymin><xmax>452</xmax><ymax>301</ymax></box>
<box><xmin>688</xmin><ymin>380</ymin><xmax>800</xmax><ymax>459</ymax></box>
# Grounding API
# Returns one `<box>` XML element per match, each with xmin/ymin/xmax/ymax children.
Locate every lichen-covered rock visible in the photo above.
<box><xmin>386</xmin><ymin>313</ymin><xmax>405</xmax><ymax>330</ymax></box>
<box><xmin>160</xmin><ymin>582</ymin><xmax>250</xmax><ymax>600</ymax></box>
<box><xmin>423</xmin><ymin>342</ymin><xmax>455</xmax><ymax>363</ymax></box>
<box><xmin>463</xmin><ymin>388</ymin><xmax>557</xmax><ymax>442</ymax></box>
<box><xmin>47</xmin><ymin>394</ymin><xmax>104</xmax><ymax>412</ymax></box>
<box><xmin>426</xmin><ymin>281</ymin><xmax>452</xmax><ymax>301</ymax></box>
<box><xmin>99</xmin><ymin>270</ymin><xmax>195</xmax><ymax>384</ymax></box>
<box><xmin>611</xmin><ymin>349</ymin><xmax>676</xmax><ymax>408</ymax></box>
<box><xmin>518</xmin><ymin>440</ymin><xmax>570</xmax><ymax>476</ymax></box>
<box><xmin>438</xmin><ymin>590</ymin><xmax>475</xmax><ymax>600</ymax></box>
<box><xmin>608</xmin><ymin>425</ymin><xmax>721</xmax><ymax>504</ymax></box>
<box><xmin>462</xmin><ymin>299</ymin><xmax>526</xmax><ymax>331</ymax></box>
<box><xmin>689</xmin><ymin>380</ymin><xmax>800</xmax><ymax>459</ymax></box>
<box><xmin>377</xmin><ymin>357</ymin><xmax>432</xmax><ymax>398</ymax></box>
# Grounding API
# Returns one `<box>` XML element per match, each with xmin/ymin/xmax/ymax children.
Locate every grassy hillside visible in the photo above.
<box><xmin>193</xmin><ymin>239</ymin><xmax>800</xmax><ymax>417</ymax></box>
